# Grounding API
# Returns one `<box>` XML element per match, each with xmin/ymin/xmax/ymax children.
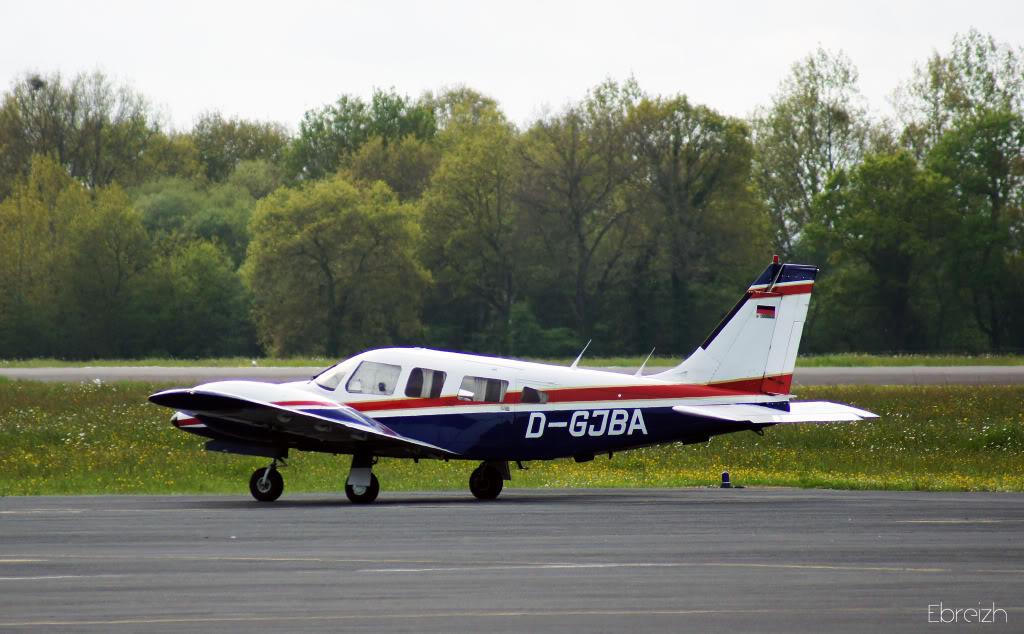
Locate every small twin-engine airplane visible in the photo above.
<box><xmin>149</xmin><ymin>257</ymin><xmax>877</xmax><ymax>503</ymax></box>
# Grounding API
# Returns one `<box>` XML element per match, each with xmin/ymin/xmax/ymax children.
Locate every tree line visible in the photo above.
<box><xmin>1</xmin><ymin>29</ymin><xmax>1022</xmax><ymax>360</ymax></box>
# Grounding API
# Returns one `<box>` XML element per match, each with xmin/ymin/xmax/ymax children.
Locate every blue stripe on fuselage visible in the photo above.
<box><xmin>385</xmin><ymin>407</ymin><xmax>741</xmax><ymax>461</ymax></box>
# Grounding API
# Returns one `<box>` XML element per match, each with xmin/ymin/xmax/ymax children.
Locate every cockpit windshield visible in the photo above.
<box><xmin>313</xmin><ymin>359</ymin><xmax>355</xmax><ymax>390</ymax></box>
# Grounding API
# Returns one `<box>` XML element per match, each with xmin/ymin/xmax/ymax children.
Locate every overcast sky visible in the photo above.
<box><xmin>2</xmin><ymin>0</ymin><xmax>1022</xmax><ymax>132</ymax></box>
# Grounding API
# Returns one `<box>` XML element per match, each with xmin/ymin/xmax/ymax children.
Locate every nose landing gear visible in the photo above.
<box><xmin>249</xmin><ymin>457</ymin><xmax>286</xmax><ymax>502</ymax></box>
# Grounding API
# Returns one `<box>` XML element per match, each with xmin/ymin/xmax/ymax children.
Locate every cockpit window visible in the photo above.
<box><xmin>314</xmin><ymin>360</ymin><xmax>354</xmax><ymax>391</ymax></box>
<box><xmin>458</xmin><ymin>376</ymin><xmax>508</xmax><ymax>403</ymax></box>
<box><xmin>405</xmin><ymin>368</ymin><xmax>447</xmax><ymax>398</ymax></box>
<box><xmin>346</xmin><ymin>361</ymin><xmax>402</xmax><ymax>395</ymax></box>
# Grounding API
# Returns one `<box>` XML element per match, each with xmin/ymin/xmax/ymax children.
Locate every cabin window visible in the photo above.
<box><xmin>346</xmin><ymin>361</ymin><xmax>402</xmax><ymax>395</ymax></box>
<box><xmin>405</xmin><ymin>368</ymin><xmax>447</xmax><ymax>398</ymax></box>
<box><xmin>458</xmin><ymin>376</ymin><xmax>508</xmax><ymax>403</ymax></box>
<box><xmin>520</xmin><ymin>386</ymin><xmax>550</xmax><ymax>404</ymax></box>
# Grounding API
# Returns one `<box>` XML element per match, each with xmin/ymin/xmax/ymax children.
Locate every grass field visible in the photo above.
<box><xmin>2</xmin><ymin>353</ymin><xmax>1024</xmax><ymax>369</ymax></box>
<box><xmin>1</xmin><ymin>381</ymin><xmax>1022</xmax><ymax>496</ymax></box>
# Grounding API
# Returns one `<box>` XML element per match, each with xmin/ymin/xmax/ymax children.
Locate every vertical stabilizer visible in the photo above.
<box><xmin>652</xmin><ymin>259</ymin><xmax>817</xmax><ymax>393</ymax></box>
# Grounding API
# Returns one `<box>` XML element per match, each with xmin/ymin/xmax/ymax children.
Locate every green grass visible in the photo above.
<box><xmin>795</xmin><ymin>353</ymin><xmax>1024</xmax><ymax>367</ymax></box>
<box><xmin>3</xmin><ymin>353</ymin><xmax>1024</xmax><ymax>369</ymax></box>
<box><xmin>1</xmin><ymin>381</ymin><xmax>1022</xmax><ymax>496</ymax></box>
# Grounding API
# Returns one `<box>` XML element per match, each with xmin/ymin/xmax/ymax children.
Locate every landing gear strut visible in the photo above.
<box><xmin>469</xmin><ymin>461</ymin><xmax>508</xmax><ymax>500</ymax></box>
<box><xmin>345</xmin><ymin>454</ymin><xmax>380</xmax><ymax>504</ymax></box>
<box><xmin>249</xmin><ymin>458</ymin><xmax>285</xmax><ymax>502</ymax></box>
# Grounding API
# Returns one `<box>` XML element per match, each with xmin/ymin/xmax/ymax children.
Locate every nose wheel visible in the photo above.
<box><xmin>249</xmin><ymin>460</ymin><xmax>284</xmax><ymax>502</ymax></box>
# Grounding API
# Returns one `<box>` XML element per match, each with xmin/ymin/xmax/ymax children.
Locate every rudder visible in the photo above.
<box><xmin>652</xmin><ymin>258</ymin><xmax>817</xmax><ymax>392</ymax></box>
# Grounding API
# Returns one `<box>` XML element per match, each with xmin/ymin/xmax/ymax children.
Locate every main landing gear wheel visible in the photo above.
<box><xmin>345</xmin><ymin>473</ymin><xmax>380</xmax><ymax>504</ymax></box>
<box><xmin>249</xmin><ymin>467</ymin><xmax>284</xmax><ymax>502</ymax></box>
<box><xmin>469</xmin><ymin>464</ymin><xmax>503</xmax><ymax>500</ymax></box>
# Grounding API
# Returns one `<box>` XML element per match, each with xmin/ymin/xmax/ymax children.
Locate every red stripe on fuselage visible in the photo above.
<box><xmin>346</xmin><ymin>374</ymin><xmax>794</xmax><ymax>413</ymax></box>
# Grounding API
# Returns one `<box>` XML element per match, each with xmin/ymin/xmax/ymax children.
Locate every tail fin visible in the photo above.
<box><xmin>652</xmin><ymin>257</ymin><xmax>817</xmax><ymax>393</ymax></box>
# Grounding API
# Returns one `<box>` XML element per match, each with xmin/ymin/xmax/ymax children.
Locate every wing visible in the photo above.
<box><xmin>150</xmin><ymin>388</ymin><xmax>456</xmax><ymax>459</ymax></box>
<box><xmin>672</xmin><ymin>401</ymin><xmax>878</xmax><ymax>424</ymax></box>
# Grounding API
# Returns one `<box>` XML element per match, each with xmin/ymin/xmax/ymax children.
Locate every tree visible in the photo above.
<box><xmin>191</xmin><ymin>112</ymin><xmax>290</xmax><ymax>182</ymax></box>
<box><xmin>228</xmin><ymin>158</ymin><xmax>285</xmax><ymax>200</ymax></box>
<box><xmin>518</xmin><ymin>79</ymin><xmax>643</xmax><ymax>337</ymax></box>
<box><xmin>134</xmin><ymin>178</ymin><xmax>256</xmax><ymax>266</ymax></box>
<box><xmin>420</xmin><ymin>108</ymin><xmax>526</xmax><ymax>354</ymax></box>
<box><xmin>926</xmin><ymin>109</ymin><xmax>1024</xmax><ymax>350</ymax></box>
<box><xmin>0</xmin><ymin>155</ymin><xmax>88</xmax><ymax>355</ymax></box>
<box><xmin>631</xmin><ymin>95</ymin><xmax>760</xmax><ymax>351</ymax></box>
<box><xmin>809</xmin><ymin>151</ymin><xmax>954</xmax><ymax>351</ymax></box>
<box><xmin>244</xmin><ymin>175</ymin><xmax>428</xmax><ymax>356</ymax></box>
<box><xmin>752</xmin><ymin>47</ymin><xmax>869</xmax><ymax>257</ymax></box>
<box><xmin>0</xmin><ymin>70</ymin><xmax>158</xmax><ymax>194</ymax></box>
<box><xmin>344</xmin><ymin>135</ymin><xmax>439</xmax><ymax>202</ymax></box>
<box><xmin>895</xmin><ymin>29</ymin><xmax>1024</xmax><ymax>158</ymax></box>
<box><xmin>285</xmin><ymin>88</ymin><xmax>436</xmax><ymax>181</ymax></box>
<box><xmin>419</xmin><ymin>85</ymin><xmax>499</xmax><ymax>131</ymax></box>
<box><xmin>62</xmin><ymin>184</ymin><xmax>152</xmax><ymax>357</ymax></box>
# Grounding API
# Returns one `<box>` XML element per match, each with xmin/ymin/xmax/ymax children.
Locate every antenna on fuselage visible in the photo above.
<box><xmin>634</xmin><ymin>348</ymin><xmax>656</xmax><ymax>376</ymax></box>
<box><xmin>570</xmin><ymin>340</ymin><xmax>592</xmax><ymax>370</ymax></box>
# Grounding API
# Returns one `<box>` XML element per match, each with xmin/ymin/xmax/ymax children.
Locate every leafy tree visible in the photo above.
<box><xmin>0</xmin><ymin>155</ymin><xmax>88</xmax><ymax>355</ymax></box>
<box><xmin>285</xmin><ymin>88</ymin><xmax>436</xmax><ymax>181</ymax></box>
<box><xmin>0</xmin><ymin>70</ymin><xmax>158</xmax><ymax>194</ymax></box>
<box><xmin>419</xmin><ymin>85</ymin><xmax>499</xmax><ymax>131</ymax></box>
<box><xmin>631</xmin><ymin>95</ymin><xmax>760</xmax><ymax>351</ymax></box>
<box><xmin>926</xmin><ymin>109</ymin><xmax>1024</xmax><ymax>350</ymax></box>
<box><xmin>135</xmin><ymin>239</ymin><xmax>255</xmax><ymax>357</ymax></box>
<box><xmin>344</xmin><ymin>135</ymin><xmax>439</xmax><ymax>202</ymax></box>
<box><xmin>228</xmin><ymin>158</ymin><xmax>285</xmax><ymax>199</ymax></box>
<box><xmin>134</xmin><ymin>178</ymin><xmax>255</xmax><ymax>266</ymax></box>
<box><xmin>895</xmin><ymin>29</ymin><xmax>1024</xmax><ymax>157</ymax></box>
<box><xmin>518</xmin><ymin>79</ymin><xmax>643</xmax><ymax>337</ymax></box>
<box><xmin>809</xmin><ymin>151</ymin><xmax>954</xmax><ymax>351</ymax></box>
<box><xmin>752</xmin><ymin>47</ymin><xmax>869</xmax><ymax>257</ymax></box>
<box><xmin>191</xmin><ymin>111</ymin><xmax>290</xmax><ymax>182</ymax></box>
<box><xmin>420</xmin><ymin>108</ymin><xmax>526</xmax><ymax>354</ymax></box>
<box><xmin>244</xmin><ymin>175</ymin><xmax>428</xmax><ymax>356</ymax></box>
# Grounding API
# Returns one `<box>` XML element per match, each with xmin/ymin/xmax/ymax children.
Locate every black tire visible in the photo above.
<box><xmin>345</xmin><ymin>473</ymin><xmax>380</xmax><ymax>504</ymax></box>
<box><xmin>469</xmin><ymin>464</ymin><xmax>503</xmax><ymax>500</ymax></box>
<box><xmin>249</xmin><ymin>467</ymin><xmax>284</xmax><ymax>502</ymax></box>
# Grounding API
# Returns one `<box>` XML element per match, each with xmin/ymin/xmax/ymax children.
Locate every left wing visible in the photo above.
<box><xmin>672</xmin><ymin>401</ymin><xmax>878</xmax><ymax>424</ymax></box>
<box><xmin>150</xmin><ymin>387</ymin><xmax>456</xmax><ymax>459</ymax></box>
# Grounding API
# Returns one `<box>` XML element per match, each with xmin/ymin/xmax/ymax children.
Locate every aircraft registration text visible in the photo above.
<box><xmin>525</xmin><ymin>409</ymin><xmax>648</xmax><ymax>439</ymax></box>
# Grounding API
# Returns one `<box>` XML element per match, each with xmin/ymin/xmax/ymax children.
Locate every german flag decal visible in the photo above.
<box><xmin>756</xmin><ymin>305</ymin><xmax>776</xmax><ymax>319</ymax></box>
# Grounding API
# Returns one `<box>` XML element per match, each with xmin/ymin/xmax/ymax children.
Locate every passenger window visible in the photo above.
<box><xmin>346</xmin><ymin>361</ymin><xmax>402</xmax><ymax>395</ymax></box>
<box><xmin>458</xmin><ymin>376</ymin><xmax>509</xmax><ymax>403</ymax></box>
<box><xmin>520</xmin><ymin>386</ymin><xmax>549</xmax><ymax>404</ymax></box>
<box><xmin>405</xmin><ymin>368</ymin><xmax>447</xmax><ymax>398</ymax></box>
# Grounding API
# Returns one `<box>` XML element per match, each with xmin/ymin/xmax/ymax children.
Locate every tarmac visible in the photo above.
<box><xmin>0</xmin><ymin>488</ymin><xmax>1021</xmax><ymax>632</ymax></box>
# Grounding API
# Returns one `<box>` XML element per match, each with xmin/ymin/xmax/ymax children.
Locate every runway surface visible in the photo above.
<box><xmin>4</xmin><ymin>365</ymin><xmax>1024</xmax><ymax>385</ymax></box>
<box><xmin>1</xmin><ymin>488</ymin><xmax>1020</xmax><ymax>632</ymax></box>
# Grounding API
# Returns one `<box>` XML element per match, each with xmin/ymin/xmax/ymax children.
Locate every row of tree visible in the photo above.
<box><xmin>1</xmin><ymin>29</ymin><xmax>1022</xmax><ymax>360</ymax></box>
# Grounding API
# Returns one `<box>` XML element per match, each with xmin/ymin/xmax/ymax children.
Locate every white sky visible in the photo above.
<box><xmin>2</xmin><ymin>0</ymin><xmax>1022</xmax><ymax>132</ymax></box>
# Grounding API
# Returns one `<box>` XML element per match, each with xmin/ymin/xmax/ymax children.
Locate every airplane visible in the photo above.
<box><xmin>149</xmin><ymin>256</ymin><xmax>877</xmax><ymax>504</ymax></box>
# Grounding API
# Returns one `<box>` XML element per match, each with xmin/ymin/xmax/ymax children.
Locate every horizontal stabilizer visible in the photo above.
<box><xmin>672</xmin><ymin>401</ymin><xmax>878</xmax><ymax>424</ymax></box>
